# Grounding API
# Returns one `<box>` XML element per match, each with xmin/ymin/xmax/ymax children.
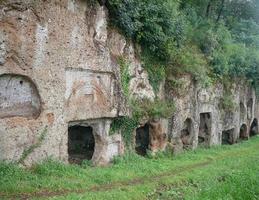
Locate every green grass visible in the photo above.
<box><xmin>1</xmin><ymin>137</ymin><xmax>259</xmax><ymax>199</ymax></box>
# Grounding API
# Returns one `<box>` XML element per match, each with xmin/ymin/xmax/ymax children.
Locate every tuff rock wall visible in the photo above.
<box><xmin>0</xmin><ymin>0</ymin><xmax>258</xmax><ymax>166</ymax></box>
<box><xmin>166</xmin><ymin>75</ymin><xmax>259</xmax><ymax>153</ymax></box>
<box><xmin>0</xmin><ymin>0</ymin><xmax>123</xmax><ymax>166</ymax></box>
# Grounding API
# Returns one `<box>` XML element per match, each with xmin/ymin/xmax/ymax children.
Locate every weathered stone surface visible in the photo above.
<box><xmin>167</xmin><ymin>76</ymin><xmax>258</xmax><ymax>152</ymax></box>
<box><xmin>0</xmin><ymin>0</ymin><xmax>258</xmax><ymax>166</ymax></box>
<box><xmin>171</xmin><ymin>137</ymin><xmax>184</xmax><ymax>155</ymax></box>
<box><xmin>0</xmin><ymin>74</ymin><xmax>41</xmax><ymax>119</ymax></box>
<box><xmin>149</xmin><ymin>119</ymin><xmax>168</xmax><ymax>153</ymax></box>
<box><xmin>124</xmin><ymin>43</ymin><xmax>155</xmax><ymax>101</ymax></box>
<box><xmin>0</xmin><ymin>0</ymin><xmax>127</xmax><ymax>166</ymax></box>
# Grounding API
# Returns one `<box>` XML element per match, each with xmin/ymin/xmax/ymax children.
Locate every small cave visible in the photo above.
<box><xmin>135</xmin><ymin>123</ymin><xmax>150</xmax><ymax>156</ymax></box>
<box><xmin>250</xmin><ymin>118</ymin><xmax>258</xmax><ymax>137</ymax></box>
<box><xmin>222</xmin><ymin>129</ymin><xmax>234</xmax><ymax>145</ymax></box>
<box><xmin>180</xmin><ymin>118</ymin><xmax>194</xmax><ymax>150</ymax></box>
<box><xmin>0</xmin><ymin>74</ymin><xmax>41</xmax><ymax>119</ymax></box>
<box><xmin>198</xmin><ymin>113</ymin><xmax>212</xmax><ymax>146</ymax></box>
<box><xmin>68</xmin><ymin>125</ymin><xmax>95</xmax><ymax>164</ymax></box>
<box><xmin>239</xmin><ymin>124</ymin><xmax>248</xmax><ymax>140</ymax></box>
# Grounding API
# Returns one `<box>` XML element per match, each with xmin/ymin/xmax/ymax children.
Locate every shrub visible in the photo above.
<box><xmin>107</xmin><ymin>0</ymin><xmax>183</xmax><ymax>61</ymax></box>
<box><xmin>141</xmin><ymin>49</ymin><xmax>166</xmax><ymax>93</ymax></box>
<box><xmin>110</xmin><ymin>116</ymin><xmax>139</xmax><ymax>147</ymax></box>
<box><xmin>108</xmin><ymin>0</ymin><xmax>259</xmax><ymax>96</ymax></box>
<box><xmin>167</xmin><ymin>44</ymin><xmax>212</xmax><ymax>87</ymax></box>
<box><xmin>110</xmin><ymin>96</ymin><xmax>175</xmax><ymax>147</ymax></box>
<box><xmin>219</xmin><ymin>94</ymin><xmax>237</xmax><ymax>112</ymax></box>
<box><xmin>118</xmin><ymin>57</ymin><xmax>131</xmax><ymax>97</ymax></box>
<box><xmin>130</xmin><ymin>98</ymin><xmax>175</xmax><ymax>120</ymax></box>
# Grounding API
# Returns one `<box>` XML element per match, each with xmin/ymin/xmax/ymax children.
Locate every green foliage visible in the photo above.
<box><xmin>81</xmin><ymin>159</ymin><xmax>93</xmax><ymax>168</ymax></box>
<box><xmin>219</xmin><ymin>94</ymin><xmax>236</xmax><ymax>112</ymax></box>
<box><xmin>107</xmin><ymin>0</ymin><xmax>259</xmax><ymax>93</ymax></box>
<box><xmin>141</xmin><ymin>49</ymin><xmax>166</xmax><ymax>94</ymax></box>
<box><xmin>107</xmin><ymin>0</ymin><xmax>192</xmax><ymax>91</ymax></box>
<box><xmin>130</xmin><ymin>98</ymin><xmax>175</xmax><ymax>120</ymax></box>
<box><xmin>107</xmin><ymin>0</ymin><xmax>183</xmax><ymax>60</ymax></box>
<box><xmin>110</xmin><ymin>98</ymin><xmax>175</xmax><ymax>147</ymax></box>
<box><xmin>110</xmin><ymin>116</ymin><xmax>138</xmax><ymax>147</ymax></box>
<box><xmin>218</xmin><ymin>77</ymin><xmax>237</xmax><ymax>112</ymax></box>
<box><xmin>167</xmin><ymin>45</ymin><xmax>213</xmax><ymax>88</ymax></box>
<box><xmin>167</xmin><ymin>78</ymin><xmax>185</xmax><ymax>90</ymax></box>
<box><xmin>112</xmin><ymin>150</ymin><xmax>144</xmax><ymax>165</ymax></box>
<box><xmin>18</xmin><ymin>126</ymin><xmax>48</xmax><ymax>164</ymax></box>
<box><xmin>118</xmin><ymin>57</ymin><xmax>131</xmax><ymax>97</ymax></box>
<box><xmin>1</xmin><ymin>138</ymin><xmax>259</xmax><ymax>199</ymax></box>
<box><xmin>230</xmin><ymin>19</ymin><xmax>259</xmax><ymax>47</ymax></box>
<box><xmin>87</xmin><ymin>0</ymin><xmax>98</xmax><ymax>6</ymax></box>
<box><xmin>112</xmin><ymin>0</ymin><xmax>259</xmax><ymax>148</ymax></box>
<box><xmin>116</xmin><ymin>56</ymin><xmax>175</xmax><ymax>146</ymax></box>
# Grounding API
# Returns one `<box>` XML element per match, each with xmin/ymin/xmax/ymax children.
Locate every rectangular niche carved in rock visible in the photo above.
<box><xmin>198</xmin><ymin>113</ymin><xmax>212</xmax><ymax>147</ymax></box>
<box><xmin>222</xmin><ymin>129</ymin><xmax>234</xmax><ymax>145</ymax></box>
<box><xmin>65</xmin><ymin>69</ymin><xmax>115</xmax><ymax>116</ymax></box>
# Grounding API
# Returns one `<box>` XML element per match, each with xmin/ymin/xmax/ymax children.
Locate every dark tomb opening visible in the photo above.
<box><xmin>222</xmin><ymin>129</ymin><xmax>234</xmax><ymax>145</ymax></box>
<box><xmin>180</xmin><ymin>118</ymin><xmax>194</xmax><ymax>149</ymax></box>
<box><xmin>68</xmin><ymin>125</ymin><xmax>95</xmax><ymax>164</ymax></box>
<box><xmin>239</xmin><ymin>124</ymin><xmax>248</xmax><ymax>140</ymax></box>
<box><xmin>250</xmin><ymin>118</ymin><xmax>258</xmax><ymax>137</ymax></box>
<box><xmin>135</xmin><ymin>124</ymin><xmax>150</xmax><ymax>156</ymax></box>
<box><xmin>198</xmin><ymin>113</ymin><xmax>212</xmax><ymax>146</ymax></box>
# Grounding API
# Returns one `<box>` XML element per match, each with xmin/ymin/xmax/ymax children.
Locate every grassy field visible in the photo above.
<box><xmin>1</xmin><ymin>137</ymin><xmax>259</xmax><ymax>200</ymax></box>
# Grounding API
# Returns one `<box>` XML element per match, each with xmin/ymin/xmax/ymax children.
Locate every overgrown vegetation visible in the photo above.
<box><xmin>110</xmin><ymin>116</ymin><xmax>138</xmax><ymax>147</ymax></box>
<box><xmin>110</xmin><ymin>98</ymin><xmax>175</xmax><ymax>146</ymax></box>
<box><xmin>108</xmin><ymin>0</ymin><xmax>259</xmax><ymax>146</ymax></box>
<box><xmin>1</xmin><ymin>137</ymin><xmax>259</xmax><ymax>199</ymax></box>
<box><xmin>106</xmin><ymin>0</ymin><xmax>259</xmax><ymax>92</ymax></box>
<box><xmin>117</xmin><ymin>57</ymin><xmax>131</xmax><ymax>97</ymax></box>
<box><xmin>110</xmin><ymin>57</ymin><xmax>175</xmax><ymax>146</ymax></box>
<box><xmin>219</xmin><ymin>94</ymin><xmax>236</xmax><ymax>112</ymax></box>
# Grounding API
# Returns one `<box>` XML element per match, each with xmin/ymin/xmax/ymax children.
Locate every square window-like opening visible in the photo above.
<box><xmin>68</xmin><ymin>125</ymin><xmax>95</xmax><ymax>164</ymax></box>
<box><xmin>222</xmin><ymin>129</ymin><xmax>234</xmax><ymax>145</ymax></box>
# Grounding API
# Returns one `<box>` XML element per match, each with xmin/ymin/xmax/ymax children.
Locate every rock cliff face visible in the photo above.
<box><xmin>0</xmin><ymin>0</ymin><xmax>258</xmax><ymax>166</ymax></box>
<box><xmin>166</xmin><ymin>76</ymin><xmax>259</xmax><ymax>153</ymax></box>
<box><xmin>0</xmin><ymin>0</ymin><xmax>125</xmax><ymax>166</ymax></box>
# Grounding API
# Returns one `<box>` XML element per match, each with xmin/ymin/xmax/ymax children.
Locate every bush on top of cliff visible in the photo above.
<box><xmin>106</xmin><ymin>0</ymin><xmax>259</xmax><ymax>91</ymax></box>
<box><xmin>106</xmin><ymin>0</ymin><xmax>185</xmax><ymax>61</ymax></box>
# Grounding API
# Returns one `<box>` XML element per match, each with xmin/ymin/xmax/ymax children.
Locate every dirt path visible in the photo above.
<box><xmin>1</xmin><ymin>144</ymin><xmax>258</xmax><ymax>200</ymax></box>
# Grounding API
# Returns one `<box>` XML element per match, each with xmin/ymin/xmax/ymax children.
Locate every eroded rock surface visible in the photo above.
<box><xmin>0</xmin><ymin>0</ymin><xmax>258</xmax><ymax>166</ymax></box>
<box><xmin>167</xmin><ymin>76</ymin><xmax>259</xmax><ymax>152</ymax></box>
<box><xmin>0</xmin><ymin>0</ymin><xmax>128</xmax><ymax>166</ymax></box>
